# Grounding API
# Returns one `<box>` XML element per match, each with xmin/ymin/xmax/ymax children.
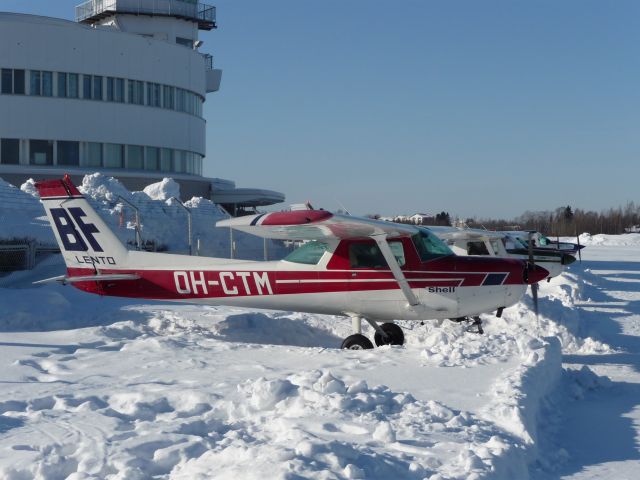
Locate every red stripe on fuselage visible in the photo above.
<box><xmin>66</xmin><ymin>266</ymin><xmax>523</xmax><ymax>300</ymax></box>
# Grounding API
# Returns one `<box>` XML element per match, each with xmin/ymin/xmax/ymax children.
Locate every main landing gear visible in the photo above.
<box><xmin>340</xmin><ymin>318</ymin><xmax>405</xmax><ymax>350</ymax></box>
<box><xmin>450</xmin><ymin>316</ymin><xmax>484</xmax><ymax>335</ymax></box>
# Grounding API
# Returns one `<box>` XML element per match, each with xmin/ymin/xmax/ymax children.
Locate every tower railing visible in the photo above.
<box><xmin>76</xmin><ymin>0</ymin><xmax>216</xmax><ymax>29</ymax></box>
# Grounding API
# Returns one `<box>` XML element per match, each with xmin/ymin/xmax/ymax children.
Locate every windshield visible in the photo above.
<box><xmin>413</xmin><ymin>228</ymin><xmax>454</xmax><ymax>261</ymax></box>
<box><xmin>284</xmin><ymin>241</ymin><xmax>328</xmax><ymax>265</ymax></box>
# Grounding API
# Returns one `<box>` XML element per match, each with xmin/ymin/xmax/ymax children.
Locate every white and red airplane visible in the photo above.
<box><xmin>34</xmin><ymin>175</ymin><xmax>549</xmax><ymax>349</ymax></box>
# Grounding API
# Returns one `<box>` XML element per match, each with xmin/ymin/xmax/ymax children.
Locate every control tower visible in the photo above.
<box><xmin>76</xmin><ymin>0</ymin><xmax>221</xmax><ymax>93</ymax></box>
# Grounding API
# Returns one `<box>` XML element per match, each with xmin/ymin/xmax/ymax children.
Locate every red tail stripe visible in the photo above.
<box><xmin>34</xmin><ymin>174</ymin><xmax>82</xmax><ymax>198</ymax></box>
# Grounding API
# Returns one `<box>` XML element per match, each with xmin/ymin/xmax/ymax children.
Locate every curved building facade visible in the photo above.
<box><xmin>0</xmin><ymin>2</ymin><xmax>284</xmax><ymax>207</ymax></box>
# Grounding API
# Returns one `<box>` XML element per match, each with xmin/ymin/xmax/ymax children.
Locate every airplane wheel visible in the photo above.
<box><xmin>341</xmin><ymin>334</ymin><xmax>374</xmax><ymax>350</ymax></box>
<box><xmin>374</xmin><ymin>322</ymin><xmax>405</xmax><ymax>346</ymax></box>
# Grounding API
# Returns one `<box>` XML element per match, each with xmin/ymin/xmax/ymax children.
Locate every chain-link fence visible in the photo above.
<box><xmin>0</xmin><ymin>240</ymin><xmax>61</xmax><ymax>273</ymax></box>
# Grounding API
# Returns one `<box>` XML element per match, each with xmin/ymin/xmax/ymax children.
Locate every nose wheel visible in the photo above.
<box><xmin>341</xmin><ymin>319</ymin><xmax>405</xmax><ymax>350</ymax></box>
<box><xmin>373</xmin><ymin>322</ymin><xmax>405</xmax><ymax>346</ymax></box>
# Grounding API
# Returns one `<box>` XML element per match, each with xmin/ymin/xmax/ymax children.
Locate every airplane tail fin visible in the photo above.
<box><xmin>35</xmin><ymin>175</ymin><xmax>129</xmax><ymax>270</ymax></box>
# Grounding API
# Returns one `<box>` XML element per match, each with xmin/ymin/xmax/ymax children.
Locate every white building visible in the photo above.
<box><xmin>0</xmin><ymin>1</ymin><xmax>284</xmax><ymax>210</ymax></box>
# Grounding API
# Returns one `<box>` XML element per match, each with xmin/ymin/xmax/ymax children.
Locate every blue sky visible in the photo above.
<box><xmin>5</xmin><ymin>0</ymin><xmax>640</xmax><ymax>218</ymax></box>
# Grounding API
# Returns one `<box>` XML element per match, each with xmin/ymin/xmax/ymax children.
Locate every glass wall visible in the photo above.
<box><xmin>86</xmin><ymin>142</ymin><xmax>102</xmax><ymax>167</ymax></box>
<box><xmin>2</xmin><ymin>67</ymin><xmax>205</xmax><ymax>118</ymax></box>
<box><xmin>0</xmin><ymin>139</ymin><xmax>203</xmax><ymax>175</ymax></box>
<box><xmin>29</xmin><ymin>140</ymin><xmax>54</xmax><ymax>165</ymax></box>
<box><xmin>127</xmin><ymin>145</ymin><xmax>144</xmax><ymax>169</ymax></box>
<box><xmin>104</xmin><ymin>143</ymin><xmax>124</xmax><ymax>168</ymax></box>
<box><xmin>57</xmin><ymin>141</ymin><xmax>80</xmax><ymax>166</ymax></box>
<box><xmin>0</xmin><ymin>139</ymin><xmax>19</xmax><ymax>164</ymax></box>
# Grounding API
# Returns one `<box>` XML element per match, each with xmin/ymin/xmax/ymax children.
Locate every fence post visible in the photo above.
<box><xmin>117</xmin><ymin>196</ymin><xmax>142</xmax><ymax>250</ymax></box>
<box><xmin>170</xmin><ymin>197</ymin><xmax>193</xmax><ymax>255</ymax></box>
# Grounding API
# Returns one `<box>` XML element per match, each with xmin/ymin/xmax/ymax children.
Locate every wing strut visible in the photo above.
<box><xmin>372</xmin><ymin>235</ymin><xmax>420</xmax><ymax>307</ymax></box>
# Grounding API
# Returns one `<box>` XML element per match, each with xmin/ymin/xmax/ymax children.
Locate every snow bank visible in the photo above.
<box><xmin>572</xmin><ymin>233</ymin><xmax>640</xmax><ymax>247</ymax></box>
<box><xmin>1</xmin><ymin>173</ymin><xmax>286</xmax><ymax>259</ymax></box>
<box><xmin>0</xmin><ymin>178</ymin><xmax>52</xmax><ymax>243</ymax></box>
<box><xmin>143</xmin><ymin>178</ymin><xmax>181</xmax><ymax>201</ymax></box>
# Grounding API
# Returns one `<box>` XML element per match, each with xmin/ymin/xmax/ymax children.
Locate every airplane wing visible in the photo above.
<box><xmin>430</xmin><ymin>226</ymin><xmax>505</xmax><ymax>241</ymax></box>
<box><xmin>216</xmin><ymin>211</ymin><xmax>419</xmax><ymax>240</ymax></box>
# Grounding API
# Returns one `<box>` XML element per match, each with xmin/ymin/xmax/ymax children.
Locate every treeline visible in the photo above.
<box><xmin>467</xmin><ymin>203</ymin><xmax>640</xmax><ymax>236</ymax></box>
<box><xmin>370</xmin><ymin>203</ymin><xmax>640</xmax><ymax>235</ymax></box>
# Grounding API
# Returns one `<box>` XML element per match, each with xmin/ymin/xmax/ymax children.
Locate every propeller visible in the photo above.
<box><xmin>528</xmin><ymin>231</ymin><xmax>539</xmax><ymax>319</ymax></box>
<box><xmin>576</xmin><ymin>230</ymin><xmax>582</xmax><ymax>263</ymax></box>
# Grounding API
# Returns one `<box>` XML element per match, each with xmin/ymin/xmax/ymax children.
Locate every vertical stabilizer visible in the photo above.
<box><xmin>35</xmin><ymin>175</ymin><xmax>129</xmax><ymax>270</ymax></box>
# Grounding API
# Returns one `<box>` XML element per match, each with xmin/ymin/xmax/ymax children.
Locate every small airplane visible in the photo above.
<box><xmin>429</xmin><ymin>227</ymin><xmax>576</xmax><ymax>279</ymax></box>
<box><xmin>34</xmin><ymin>175</ymin><xmax>549</xmax><ymax>350</ymax></box>
<box><xmin>503</xmin><ymin>230</ymin><xmax>585</xmax><ymax>257</ymax></box>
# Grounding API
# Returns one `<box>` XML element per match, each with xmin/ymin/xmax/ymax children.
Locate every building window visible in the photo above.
<box><xmin>42</xmin><ymin>72</ymin><xmax>53</xmax><ymax>97</ymax></box>
<box><xmin>2</xmin><ymin>69</ymin><xmax>25</xmax><ymax>94</ymax></box>
<box><xmin>83</xmin><ymin>75</ymin><xmax>92</xmax><ymax>100</ymax></box>
<box><xmin>93</xmin><ymin>76</ymin><xmax>103</xmax><ymax>101</ymax></box>
<box><xmin>29</xmin><ymin>140</ymin><xmax>54</xmax><ymax>165</ymax></box>
<box><xmin>174</xmin><ymin>150</ymin><xmax>186</xmax><ymax>173</ymax></box>
<box><xmin>86</xmin><ymin>142</ymin><xmax>103</xmax><ymax>167</ymax></box>
<box><xmin>107</xmin><ymin>77</ymin><xmax>124</xmax><ymax>102</ymax></box>
<box><xmin>0</xmin><ymin>139</ymin><xmax>20</xmax><ymax>164</ymax></box>
<box><xmin>57</xmin><ymin>141</ymin><xmax>80</xmax><ymax>166</ymax></box>
<box><xmin>30</xmin><ymin>71</ymin><xmax>41</xmax><ymax>96</ymax></box>
<box><xmin>160</xmin><ymin>148</ymin><xmax>173</xmax><ymax>171</ymax></box>
<box><xmin>104</xmin><ymin>143</ymin><xmax>124</xmax><ymax>168</ymax></box>
<box><xmin>58</xmin><ymin>72</ymin><xmax>67</xmax><ymax>97</ymax></box>
<box><xmin>68</xmin><ymin>73</ymin><xmax>79</xmax><ymax>98</ymax></box>
<box><xmin>146</xmin><ymin>147</ymin><xmax>159</xmax><ymax>170</ymax></box>
<box><xmin>1</xmin><ymin>69</ymin><xmax>12</xmax><ymax>94</ymax></box>
<box><xmin>13</xmin><ymin>70</ymin><xmax>25</xmax><ymax>95</ymax></box>
<box><xmin>31</xmin><ymin>71</ymin><xmax>52</xmax><ymax>96</ymax></box>
<box><xmin>127</xmin><ymin>80</ymin><xmax>144</xmax><ymax>105</ymax></box>
<box><xmin>163</xmin><ymin>85</ymin><xmax>174</xmax><ymax>110</ymax></box>
<box><xmin>176</xmin><ymin>37</ymin><xmax>194</xmax><ymax>48</ymax></box>
<box><xmin>127</xmin><ymin>145</ymin><xmax>144</xmax><ymax>169</ymax></box>
<box><xmin>147</xmin><ymin>82</ymin><xmax>161</xmax><ymax>107</ymax></box>
<box><xmin>176</xmin><ymin>88</ymin><xmax>186</xmax><ymax>112</ymax></box>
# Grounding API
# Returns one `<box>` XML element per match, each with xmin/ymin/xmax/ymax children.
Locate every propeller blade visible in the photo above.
<box><xmin>528</xmin><ymin>231</ymin><xmax>539</xmax><ymax>319</ymax></box>
<box><xmin>576</xmin><ymin>232</ymin><xmax>582</xmax><ymax>263</ymax></box>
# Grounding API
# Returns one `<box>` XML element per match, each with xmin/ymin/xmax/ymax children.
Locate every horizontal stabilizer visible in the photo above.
<box><xmin>33</xmin><ymin>273</ymin><xmax>140</xmax><ymax>285</ymax></box>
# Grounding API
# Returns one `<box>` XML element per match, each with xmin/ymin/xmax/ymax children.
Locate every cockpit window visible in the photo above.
<box><xmin>413</xmin><ymin>229</ymin><xmax>454</xmax><ymax>261</ymax></box>
<box><xmin>348</xmin><ymin>241</ymin><xmax>406</xmax><ymax>269</ymax></box>
<box><xmin>284</xmin><ymin>241</ymin><xmax>328</xmax><ymax>265</ymax></box>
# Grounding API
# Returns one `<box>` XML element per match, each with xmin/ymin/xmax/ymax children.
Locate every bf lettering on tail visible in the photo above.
<box><xmin>50</xmin><ymin>207</ymin><xmax>103</xmax><ymax>252</ymax></box>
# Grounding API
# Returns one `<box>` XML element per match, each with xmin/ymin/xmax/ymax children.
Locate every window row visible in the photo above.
<box><xmin>1</xmin><ymin>68</ymin><xmax>204</xmax><ymax>118</ymax></box>
<box><xmin>0</xmin><ymin>139</ymin><xmax>203</xmax><ymax>175</ymax></box>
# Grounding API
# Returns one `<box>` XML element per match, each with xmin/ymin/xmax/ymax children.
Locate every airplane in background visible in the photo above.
<box><xmin>504</xmin><ymin>230</ymin><xmax>585</xmax><ymax>258</ymax></box>
<box><xmin>34</xmin><ymin>176</ymin><xmax>549</xmax><ymax>350</ymax></box>
<box><xmin>429</xmin><ymin>227</ymin><xmax>576</xmax><ymax>280</ymax></box>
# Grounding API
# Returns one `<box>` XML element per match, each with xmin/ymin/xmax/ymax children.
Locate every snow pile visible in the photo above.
<box><xmin>143</xmin><ymin>178</ymin><xmax>181</xmax><ymax>201</ymax></box>
<box><xmin>574</xmin><ymin>233</ymin><xmax>640</xmax><ymax>247</ymax></box>
<box><xmin>0</xmin><ymin>177</ymin><xmax>53</xmax><ymax>243</ymax></box>
<box><xmin>0</xmin><ymin>173</ymin><xmax>286</xmax><ymax>259</ymax></box>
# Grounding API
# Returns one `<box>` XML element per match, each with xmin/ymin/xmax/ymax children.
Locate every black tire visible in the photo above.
<box><xmin>341</xmin><ymin>334</ymin><xmax>374</xmax><ymax>350</ymax></box>
<box><xmin>374</xmin><ymin>322</ymin><xmax>405</xmax><ymax>346</ymax></box>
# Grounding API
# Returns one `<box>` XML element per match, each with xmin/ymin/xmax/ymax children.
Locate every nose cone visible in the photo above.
<box><xmin>561</xmin><ymin>254</ymin><xmax>577</xmax><ymax>266</ymax></box>
<box><xmin>525</xmin><ymin>263</ymin><xmax>550</xmax><ymax>284</ymax></box>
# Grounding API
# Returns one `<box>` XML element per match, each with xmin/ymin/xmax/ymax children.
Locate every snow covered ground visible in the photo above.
<box><xmin>2</xmin><ymin>175</ymin><xmax>640</xmax><ymax>478</ymax></box>
<box><xmin>4</xmin><ymin>240</ymin><xmax>639</xmax><ymax>478</ymax></box>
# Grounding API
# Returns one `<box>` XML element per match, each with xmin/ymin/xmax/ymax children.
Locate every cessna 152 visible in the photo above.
<box><xmin>34</xmin><ymin>176</ymin><xmax>549</xmax><ymax>350</ymax></box>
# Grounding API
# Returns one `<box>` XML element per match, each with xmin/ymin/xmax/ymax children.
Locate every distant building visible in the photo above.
<box><xmin>0</xmin><ymin>1</ymin><xmax>284</xmax><ymax>210</ymax></box>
